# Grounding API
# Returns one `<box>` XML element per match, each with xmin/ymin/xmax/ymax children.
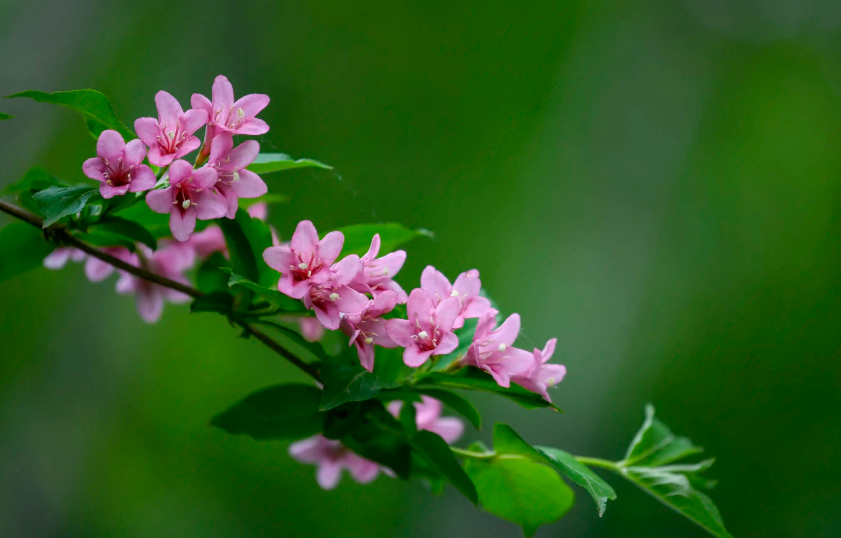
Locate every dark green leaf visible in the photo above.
<box><xmin>399</xmin><ymin>399</ymin><xmax>418</xmax><ymax>434</ymax></box>
<box><xmin>492</xmin><ymin>423</ymin><xmax>547</xmax><ymax>460</ymax></box>
<box><xmin>32</xmin><ymin>185</ymin><xmax>99</xmax><ymax>227</ymax></box>
<box><xmin>406</xmin><ymin>387</ymin><xmax>481</xmax><ymax>430</ymax></box>
<box><xmin>218</xmin><ymin>209</ymin><xmax>276</xmax><ymax>289</ymax></box>
<box><xmin>416</xmin><ymin>369</ymin><xmax>559</xmax><ymax>410</ymax></box>
<box><xmin>221</xmin><ymin>268</ymin><xmax>307</xmax><ymax>313</ymax></box>
<box><xmin>190</xmin><ymin>291</ymin><xmax>234</xmax><ymax>314</ymax></box>
<box><xmin>211</xmin><ymin>383</ymin><xmax>323</xmax><ymax>441</ymax></box>
<box><xmin>252</xmin><ymin>319</ymin><xmax>332</xmax><ymax>364</ymax></box>
<box><xmin>1</xmin><ymin>167</ymin><xmax>65</xmax><ymax>196</ymax></box>
<box><xmin>410</xmin><ymin>430</ymin><xmax>478</xmax><ymax>504</ymax></box>
<box><xmin>7</xmin><ymin>89</ymin><xmax>134</xmax><ymax>139</ymax></box>
<box><xmin>535</xmin><ymin>447</ymin><xmax>617</xmax><ymax>517</ymax></box>
<box><xmin>464</xmin><ymin>457</ymin><xmax>574</xmax><ymax>536</ymax></box>
<box><xmin>0</xmin><ymin>111</ymin><xmax>12</xmax><ymax>121</ymax></box>
<box><xmin>196</xmin><ymin>252</ymin><xmax>233</xmax><ymax>293</ymax></box>
<box><xmin>247</xmin><ymin>153</ymin><xmax>333</xmax><ymax>174</ymax></box>
<box><xmin>623</xmin><ymin>404</ymin><xmax>703</xmax><ymax>467</ymax></box>
<box><xmin>74</xmin><ymin>231</ymin><xmax>136</xmax><ymax>251</ymax></box>
<box><xmin>87</xmin><ymin>216</ymin><xmax>156</xmax><ymax>250</ymax></box>
<box><xmin>336</xmin><ymin>222</ymin><xmax>433</xmax><ymax>257</ymax></box>
<box><xmin>111</xmin><ymin>202</ymin><xmax>172</xmax><ymax>238</ymax></box>
<box><xmin>0</xmin><ymin>222</ymin><xmax>53</xmax><ymax>283</ymax></box>
<box><xmin>320</xmin><ymin>356</ymin><xmax>399</xmax><ymax>411</ymax></box>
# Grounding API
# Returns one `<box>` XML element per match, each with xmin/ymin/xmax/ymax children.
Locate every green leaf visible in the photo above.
<box><xmin>404</xmin><ymin>387</ymin><xmax>482</xmax><ymax>430</ymax></box>
<box><xmin>211</xmin><ymin>383</ymin><xmax>324</xmax><ymax>441</ymax></box>
<box><xmin>32</xmin><ymin>185</ymin><xmax>99</xmax><ymax>227</ymax></box>
<box><xmin>399</xmin><ymin>399</ymin><xmax>418</xmax><ymax>434</ymax></box>
<box><xmin>74</xmin><ymin>231</ymin><xmax>136</xmax><ymax>251</ymax></box>
<box><xmin>0</xmin><ymin>222</ymin><xmax>53</xmax><ymax>283</ymax></box>
<box><xmin>492</xmin><ymin>423</ymin><xmax>547</xmax><ymax>460</ymax></box>
<box><xmin>614</xmin><ymin>406</ymin><xmax>732</xmax><ymax>538</ymax></box>
<box><xmin>251</xmin><ymin>319</ymin><xmax>332</xmax><ymax>364</ymax></box>
<box><xmin>535</xmin><ymin>447</ymin><xmax>617</xmax><ymax>517</ymax></box>
<box><xmin>195</xmin><ymin>252</ymin><xmax>233</xmax><ymax>294</ymax></box>
<box><xmin>410</xmin><ymin>430</ymin><xmax>478</xmax><ymax>504</ymax></box>
<box><xmin>319</xmin><ymin>355</ymin><xmax>399</xmax><ymax>411</ymax></box>
<box><xmin>1</xmin><ymin>167</ymin><xmax>65</xmax><ymax>196</ymax></box>
<box><xmin>190</xmin><ymin>291</ymin><xmax>234</xmax><ymax>315</ymax></box>
<box><xmin>221</xmin><ymin>268</ymin><xmax>307</xmax><ymax>313</ymax></box>
<box><xmin>416</xmin><ymin>369</ymin><xmax>559</xmax><ymax>410</ymax></box>
<box><xmin>335</xmin><ymin>222</ymin><xmax>433</xmax><ymax>257</ymax></box>
<box><xmin>464</xmin><ymin>457</ymin><xmax>574</xmax><ymax>536</ymax></box>
<box><xmin>7</xmin><ymin>89</ymin><xmax>134</xmax><ymax>139</ymax></box>
<box><xmin>218</xmin><ymin>208</ymin><xmax>275</xmax><ymax>288</ymax></box>
<box><xmin>0</xmin><ymin>111</ymin><xmax>12</xmax><ymax>121</ymax></box>
<box><xmin>111</xmin><ymin>202</ymin><xmax>172</xmax><ymax>238</ymax></box>
<box><xmin>623</xmin><ymin>404</ymin><xmax>704</xmax><ymax>467</ymax></box>
<box><xmin>238</xmin><ymin>193</ymin><xmax>290</xmax><ymax>208</ymax></box>
<box><xmin>247</xmin><ymin>153</ymin><xmax>333</xmax><ymax>174</ymax></box>
<box><xmin>87</xmin><ymin>216</ymin><xmax>157</xmax><ymax>250</ymax></box>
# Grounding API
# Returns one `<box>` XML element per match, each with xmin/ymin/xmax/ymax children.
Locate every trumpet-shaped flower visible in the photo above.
<box><xmin>420</xmin><ymin>266</ymin><xmax>492</xmax><ymax>329</ymax></box>
<box><xmin>84</xmin><ymin>247</ymin><xmax>133</xmax><ymax>282</ymax></box>
<box><xmin>191</xmin><ymin>75</ymin><xmax>269</xmax><ymax>151</ymax></box>
<box><xmin>82</xmin><ymin>130</ymin><xmax>156</xmax><ymax>198</ymax></box>
<box><xmin>303</xmin><ymin>255</ymin><xmax>368</xmax><ymax>330</ymax></box>
<box><xmin>385</xmin><ymin>289</ymin><xmax>460</xmax><ymax>367</ymax></box>
<box><xmin>462</xmin><ymin>310</ymin><xmax>534</xmax><ymax>387</ymax></box>
<box><xmin>134</xmin><ymin>91</ymin><xmax>207</xmax><ymax>167</ymax></box>
<box><xmin>349</xmin><ymin>234</ymin><xmax>407</xmax><ymax>302</ymax></box>
<box><xmin>387</xmin><ymin>396</ymin><xmax>464</xmax><ymax>443</ymax></box>
<box><xmin>207</xmin><ymin>132</ymin><xmax>267</xmax><ymax>218</ymax></box>
<box><xmin>289</xmin><ymin>435</ymin><xmax>382</xmax><ymax>490</ymax></box>
<box><xmin>115</xmin><ymin>243</ymin><xmax>195</xmax><ymax>323</ymax></box>
<box><xmin>340</xmin><ymin>290</ymin><xmax>399</xmax><ymax>372</ymax></box>
<box><xmin>262</xmin><ymin>220</ymin><xmax>344</xmax><ymax>299</ymax></box>
<box><xmin>43</xmin><ymin>247</ymin><xmax>86</xmax><ymax>269</ymax></box>
<box><xmin>511</xmin><ymin>339</ymin><xmax>566</xmax><ymax>402</ymax></box>
<box><xmin>145</xmin><ymin>160</ymin><xmax>225</xmax><ymax>242</ymax></box>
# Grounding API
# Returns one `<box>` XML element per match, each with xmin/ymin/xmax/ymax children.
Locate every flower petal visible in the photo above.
<box><xmin>236</xmin><ymin>118</ymin><xmax>269</xmax><ymax>135</ymax></box>
<box><xmin>209</xmin><ymin>131</ymin><xmax>234</xmax><ymax>164</ymax></box>
<box><xmin>230</xmin><ymin>169</ymin><xmax>267</xmax><ymax>198</ymax></box>
<box><xmin>434</xmin><ymin>332</ymin><xmax>459</xmax><ymax>356</ymax></box>
<box><xmin>136</xmin><ymin>286</ymin><xmax>164</xmax><ymax>323</ymax></box>
<box><xmin>433</xmin><ymin>296</ymin><xmax>461</xmax><ymax>332</ymax></box>
<box><xmin>128</xmin><ymin>165</ymin><xmax>156</xmax><ymax>193</ymax></box>
<box><xmin>134</xmin><ymin>117</ymin><xmax>160</xmax><ymax>147</ymax></box>
<box><xmin>170</xmin><ymin>208</ymin><xmax>197</xmax><ymax>242</ymax></box>
<box><xmin>362</xmin><ymin>234</ymin><xmax>381</xmax><ymax>262</ymax></box>
<box><xmin>232</xmin><ymin>93</ymin><xmax>270</xmax><ymax>117</ymax></box>
<box><xmin>385</xmin><ymin>319</ymin><xmax>415</xmax><ymax>347</ymax></box>
<box><xmin>212</xmin><ymin>75</ymin><xmax>235</xmax><ymax>109</ymax></box>
<box><xmin>146</xmin><ymin>187</ymin><xmax>174</xmax><ymax>214</ymax></box>
<box><xmin>403</xmin><ymin>346</ymin><xmax>434</xmax><ymax>368</ymax></box>
<box><xmin>173</xmin><ymin>136</ymin><xmax>201</xmax><ymax>160</ymax></box>
<box><xmin>123</xmin><ymin>139</ymin><xmax>147</xmax><ymax>167</ymax></box>
<box><xmin>290</xmin><ymin>220</ymin><xmax>320</xmax><ymax>254</ymax></box>
<box><xmin>99</xmin><ymin>182</ymin><xmax>130</xmax><ymax>199</ymax></box>
<box><xmin>190</xmin><ymin>93</ymin><xmax>212</xmax><ymax>113</ymax></box>
<box><xmin>420</xmin><ymin>265</ymin><xmax>451</xmax><ymax>304</ymax></box>
<box><xmin>82</xmin><ymin>158</ymin><xmax>106</xmax><ymax>182</ymax></box>
<box><xmin>181</xmin><ymin>108</ymin><xmax>208</xmax><ymax>135</ymax></box>
<box><xmin>192</xmin><ymin>166</ymin><xmax>218</xmax><ymax>190</ymax></box>
<box><xmin>317</xmin><ymin>231</ymin><xmax>345</xmax><ymax>266</ymax></box>
<box><xmin>426</xmin><ymin>417</ymin><xmax>464</xmax><ymax>444</ymax></box>
<box><xmin>227</xmin><ymin>139</ymin><xmax>260</xmax><ymax>169</ymax></box>
<box><xmin>96</xmin><ymin>130</ymin><xmax>125</xmax><ymax>163</ymax></box>
<box><xmin>316</xmin><ymin>461</ymin><xmax>343</xmax><ymax>490</ymax></box>
<box><xmin>155</xmin><ymin>90</ymin><xmax>183</xmax><ymax>129</ymax></box>
<box><xmin>196</xmin><ymin>189</ymin><xmax>228</xmax><ymax>220</ymax></box>
<box><xmin>406</xmin><ymin>288</ymin><xmax>435</xmax><ymax>322</ymax></box>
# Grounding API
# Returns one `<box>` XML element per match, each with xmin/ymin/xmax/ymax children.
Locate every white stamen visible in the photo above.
<box><xmin>548</xmin><ymin>378</ymin><xmax>555</xmax><ymax>385</ymax></box>
<box><xmin>167</xmin><ymin>130</ymin><xmax>175</xmax><ymax>139</ymax></box>
<box><xmin>236</xmin><ymin>107</ymin><xmax>245</xmax><ymax>119</ymax></box>
<box><xmin>181</xmin><ymin>199</ymin><xmax>191</xmax><ymax>209</ymax></box>
<box><xmin>498</xmin><ymin>343</ymin><xmax>506</xmax><ymax>352</ymax></box>
<box><xmin>232</xmin><ymin>170</ymin><xmax>240</xmax><ymax>182</ymax></box>
<box><xmin>451</xmin><ymin>290</ymin><xmax>459</xmax><ymax>297</ymax></box>
<box><xmin>329</xmin><ymin>293</ymin><xmax>340</xmax><ymax>301</ymax></box>
<box><xmin>364</xmin><ymin>337</ymin><xmax>373</xmax><ymax>344</ymax></box>
<box><xmin>382</xmin><ymin>268</ymin><xmax>389</xmax><ymax>277</ymax></box>
<box><xmin>418</xmin><ymin>331</ymin><xmax>428</xmax><ymax>339</ymax></box>
<box><xmin>298</xmin><ymin>262</ymin><xmax>309</xmax><ymax>270</ymax></box>
<box><xmin>106</xmin><ymin>180</ymin><xmax>113</xmax><ymax>186</ymax></box>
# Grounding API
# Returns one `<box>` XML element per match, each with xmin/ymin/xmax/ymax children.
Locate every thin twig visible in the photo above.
<box><xmin>0</xmin><ymin>198</ymin><xmax>320</xmax><ymax>381</ymax></box>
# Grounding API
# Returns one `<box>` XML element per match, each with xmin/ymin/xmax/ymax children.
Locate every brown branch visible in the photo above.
<box><xmin>0</xmin><ymin>198</ymin><xmax>320</xmax><ymax>381</ymax></box>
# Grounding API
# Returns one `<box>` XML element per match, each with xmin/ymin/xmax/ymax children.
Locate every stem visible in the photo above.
<box><xmin>574</xmin><ymin>456</ymin><xmax>619</xmax><ymax>471</ymax></box>
<box><xmin>450</xmin><ymin>447</ymin><xmax>498</xmax><ymax>460</ymax></box>
<box><xmin>0</xmin><ymin>198</ymin><xmax>319</xmax><ymax>381</ymax></box>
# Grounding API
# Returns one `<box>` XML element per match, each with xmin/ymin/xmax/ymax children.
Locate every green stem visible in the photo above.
<box><xmin>450</xmin><ymin>447</ymin><xmax>498</xmax><ymax>460</ymax></box>
<box><xmin>574</xmin><ymin>456</ymin><xmax>619</xmax><ymax>471</ymax></box>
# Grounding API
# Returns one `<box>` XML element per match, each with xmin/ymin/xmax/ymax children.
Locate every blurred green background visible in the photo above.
<box><xmin>2</xmin><ymin>0</ymin><xmax>841</xmax><ymax>536</ymax></box>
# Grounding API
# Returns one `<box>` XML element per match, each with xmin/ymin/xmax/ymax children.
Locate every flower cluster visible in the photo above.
<box><xmin>290</xmin><ymin>396</ymin><xmax>462</xmax><ymax>489</ymax></box>
<box><xmin>83</xmin><ymin>76</ymin><xmax>269</xmax><ymax>241</ymax></box>
<box><xmin>264</xmin><ymin>221</ymin><xmax>566</xmax><ymax>402</ymax></box>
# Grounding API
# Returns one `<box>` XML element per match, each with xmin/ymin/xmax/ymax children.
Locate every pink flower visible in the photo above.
<box><xmin>302</xmin><ymin>256</ymin><xmax>369</xmax><ymax>330</ymax></box>
<box><xmin>340</xmin><ymin>291</ymin><xmax>399</xmax><ymax>372</ymax></box>
<box><xmin>43</xmin><ymin>247</ymin><xmax>85</xmax><ymax>269</ymax></box>
<box><xmin>84</xmin><ymin>247</ymin><xmax>133</xmax><ymax>282</ymax></box>
<box><xmin>349</xmin><ymin>234</ymin><xmax>408</xmax><ymax>302</ymax></box>
<box><xmin>387</xmin><ymin>396</ymin><xmax>464</xmax><ymax>443</ymax></box>
<box><xmin>115</xmin><ymin>242</ymin><xmax>195</xmax><ymax>323</ymax></box>
<box><xmin>184</xmin><ymin>226</ymin><xmax>227</xmax><ymax>260</ymax></box>
<box><xmin>385</xmin><ymin>289</ymin><xmax>461</xmax><ymax>367</ymax></box>
<box><xmin>191</xmin><ymin>75</ymin><xmax>270</xmax><ymax>138</ymax></box>
<box><xmin>461</xmin><ymin>310</ymin><xmax>534</xmax><ymax>388</ymax></box>
<box><xmin>82</xmin><ymin>130</ymin><xmax>156</xmax><ymax>199</ymax></box>
<box><xmin>207</xmin><ymin>132</ymin><xmax>267</xmax><ymax>218</ymax></box>
<box><xmin>289</xmin><ymin>435</ymin><xmax>382</xmax><ymax>490</ymax></box>
<box><xmin>287</xmin><ymin>317</ymin><xmax>324</xmax><ymax>342</ymax></box>
<box><xmin>134</xmin><ymin>91</ymin><xmax>208</xmax><ymax>168</ymax></box>
<box><xmin>420</xmin><ymin>266</ymin><xmax>492</xmax><ymax>329</ymax></box>
<box><xmin>262</xmin><ymin>220</ymin><xmax>344</xmax><ymax>300</ymax></box>
<box><xmin>145</xmin><ymin>160</ymin><xmax>225</xmax><ymax>242</ymax></box>
<box><xmin>511</xmin><ymin>339</ymin><xmax>566</xmax><ymax>402</ymax></box>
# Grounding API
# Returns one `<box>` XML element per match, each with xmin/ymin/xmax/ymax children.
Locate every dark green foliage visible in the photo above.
<box><xmin>7</xmin><ymin>89</ymin><xmax>134</xmax><ymax>139</ymax></box>
<box><xmin>32</xmin><ymin>185</ymin><xmax>99</xmax><ymax>227</ymax></box>
<box><xmin>417</xmin><ymin>369</ymin><xmax>559</xmax><ymax>410</ymax></box>
<box><xmin>0</xmin><ymin>222</ymin><xmax>53</xmax><ymax>283</ymax></box>
<box><xmin>335</xmin><ymin>222</ymin><xmax>432</xmax><ymax>257</ymax></box>
<box><xmin>247</xmin><ymin>153</ymin><xmax>333</xmax><ymax>174</ymax></box>
<box><xmin>211</xmin><ymin>384</ymin><xmax>324</xmax><ymax>441</ymax></box>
